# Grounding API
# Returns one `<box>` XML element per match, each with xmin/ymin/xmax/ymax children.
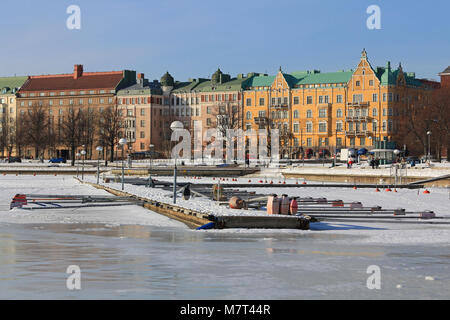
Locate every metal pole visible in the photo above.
<box><xmin>97</xmin><ymin>152</ymin><xmax>100</xmax><ymax>184</ymax></box>
<box><xmin>173</xmin><ymin>156</ymin><xmax>177</xmax><ymax>204</ymax></box>
<box><xmin>427</xmin><ymin>133</ymin><xmax>431</xmax><ymax>162</ymax></box>
<box><xmin>82</xmin><ymin>154</ymin><xmax>85</xmax><ymax>181</ymax></box>
<box><xmin>76</xmin><ymin>157</ymin><xmax>79</xmax><ymax>177</ymax></box>
<box><xmin>121</xmin><ymin>146</ymin><xmax>125</xmax><ymax>190</ymax></box>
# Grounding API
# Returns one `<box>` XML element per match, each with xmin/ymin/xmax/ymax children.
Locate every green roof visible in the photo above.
<box><xmin>244</xmin><ymin>75</ymin><xmax>275</xmax><ymax>87</ymax></box>
<box><xmin>295</xmin><ymin>71</ymin><xmax>352</xmax><ymax>85</ymax></box>
<box><xmin>172</xmin><ymin>77</ymin><xmax>249</xmax><ymax>93</ymax></box>
<box><xmin>0</xmin><ymin>76</ymin><xmax>28</xmax><ymax>95</ymax></box>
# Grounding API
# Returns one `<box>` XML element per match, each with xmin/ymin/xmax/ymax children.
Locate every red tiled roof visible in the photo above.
<box><xmin>20</xmin><ymin>71</ymin><xmax>124</xmax><ymax>92</ymax></box>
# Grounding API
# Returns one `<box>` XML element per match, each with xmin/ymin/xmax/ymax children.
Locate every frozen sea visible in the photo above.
<box><xmin>0</xmin><ymin>176</ymin><xmax>449</xmax><ymax>299</ymax></box>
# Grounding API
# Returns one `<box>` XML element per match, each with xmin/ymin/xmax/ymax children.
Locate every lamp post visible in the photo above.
<box><xmin>96</xmin><ymin>146</ymin><xmax>103</xmax><ymax>184</ymax></box>
<box><xmin>75</xmin><ymin>152</ymin><xmax>81</xmax><ymax>177</ymax></box>
<box><xmin>119</xmin><ymin>138</ymin><xmax>127</xmax><ymax>190</ymax></box>
<box><xmin>148</xmin><ymin>144</ymin><xmax>154</xmax><ymax>188</ymax></box>
<box><xmin>426</xmin><ymin>131</ymin><xmax>431</xmax><ymax>162</ymax></box>
<box><xmin>170</xmin><ymin>121</ymin><xmax>184</xmax><ymax>204</ymax></box>
<box><xmin>80</xmin><ymin>149</ymin><xmax>86</xmax><ymax>181</ymax></box>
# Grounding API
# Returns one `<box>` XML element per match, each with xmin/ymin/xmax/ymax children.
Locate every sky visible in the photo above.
<box><xmin>0</xmin><ymin>0</ymin><xmax>449</xmax><ymax>82</ymax></box>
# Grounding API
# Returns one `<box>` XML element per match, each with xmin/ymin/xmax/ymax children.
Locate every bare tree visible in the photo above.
<box><xmin>428</xmin><ymin>88</ymin><xmax>450</xmax><ymax>160</ymax></box>
<box><xmin>97</xmin><ymin>105</ymin><xmax>124</xmax><ymax>164</ymax></box>
<box><xmin>60</xmin><ymin>106</ymin><xmax>84</xmax><ymax>166</ymax></box>
<box><xmin>22</xmin><ymin>105</ymin><xmax>49</xmax><ymax>159</ymax></box>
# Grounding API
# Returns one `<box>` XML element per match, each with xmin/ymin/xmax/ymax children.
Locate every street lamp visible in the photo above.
<box><xmin>119</xmin><ymin>138</ymin><xmax>127</xmax><ymax>190</ymax></box>
<box><xmin>148</xmin><ymin>144</ymin><xmax>154</xmax><ymax>188</ymax></box>
<box><xmin>170</xmin><ymin>121</ymin><xmax>184</xmax><ymax>204</ymax></box>
<box><xmin>96</xmin><ymin>146</ymin><xmax>103</xmax><ymax>184</ymax></box>
<box><xmin>75</xmin><ymin>152</ymin><xmax>81</xmax><ymax>177</ymax></box>
<box><xmin>80</xmin><ymin>149</ymin><xmax>86</xmax><ymax>180</ymax></box>
<box><xmin>426</xmin><ymin>131</ymin><xmax>431</xmax><ymax>162</ymax></box>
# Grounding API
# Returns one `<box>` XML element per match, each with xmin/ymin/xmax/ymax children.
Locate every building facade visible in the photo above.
<box><xmin>243</xmin><ymin>49</ymin><xmax>439</xmax><ymax>158</ymax></box>
<box><xmin>0</xmin><ymin>76</ymin><xmax>28</xmax><ymax>157</ymax></box>
<box><xmin>16</xmin><ymin>65</ymin><xmax>136</xmax><ymax>159</ymax></box>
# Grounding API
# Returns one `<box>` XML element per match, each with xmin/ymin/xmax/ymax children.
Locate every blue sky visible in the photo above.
<box><xmin>1</xmin><ymin>0</ymin><xmax>449</xmax><ymax>81</ymax></box>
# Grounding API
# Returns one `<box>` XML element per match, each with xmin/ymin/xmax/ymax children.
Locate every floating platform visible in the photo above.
<box><xmin>212</xmin><ymin>215</ymin><xmax>310</xmax><ymax>230</ymax></box>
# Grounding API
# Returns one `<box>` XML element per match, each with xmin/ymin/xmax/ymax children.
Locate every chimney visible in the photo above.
<box><xmin>137</xmin><ymin>73</ymin><xmax>144</xmax><ymax>80</ymax></box>
<box><xmin>74</xmin><ymin>64</ymin><xmax>83</xmax><ymax>79</ymax></box>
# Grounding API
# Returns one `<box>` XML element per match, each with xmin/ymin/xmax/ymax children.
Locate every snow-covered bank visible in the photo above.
<box><xmin>0</xmin><ymin>175</ymin><xmax>186</xmax><ymax>228</ymax></box>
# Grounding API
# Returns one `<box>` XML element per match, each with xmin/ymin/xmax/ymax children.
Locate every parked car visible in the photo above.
<box><xmin>406</xmin><ymin>156</ymin><xmax>420</xmax><ymax>166</ymax></box>
<box><xmin>49</xmin><ymin>157</ymin><xmax>66</xmax><ymax>163</ymax></box>
<box><xmin>6</xmin><ymin>157</ymin><xmax>22</xmax><ymax>163</ymax></box>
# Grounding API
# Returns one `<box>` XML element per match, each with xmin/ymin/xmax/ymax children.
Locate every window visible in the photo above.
<box><xmin>350</xmin><ymin>137</ymin><xmax>355</xmax><ymax>146</ymax></box>
<box><xmin>141</xmin><ymin>108</ymin><xmax>145</xmax><ymax>116</ymax></box>
<box><xmin>336</xmin><ymin>109</ymin><xmax>343</xmax><ymax>118</ymax></box>
<box><xmin>336</xmin><ymin>137</ymin><xmax>342</xmax><ymax>146</ymax></box>
<box><xmin>246</xmin><ymin>111</ymin><xmax>252</xmax><ymax>120</ymax></box>
<box><xmin>318</xmin><ymin>121</ymin><xmax>327</xmax><ymax>132</ymax></box>
<box><xmin>306</xmin><ymin>110</ymin><xmax>312</xmax><ymax>118</ymax></box>
<box><xmin>293</xmin><ymin>110</ymin><xmax>299</xmax><ymax>119</ymax></box>
<box><xmin>356</xmin><ymin>81</ymin><xmax>360</xmax><ymax>86</ymax></box>
<box><xmin>140</xmin><ymin>132</ymin><xmax>145</xmax><ymax>138</ymax></box>
<box><xmin>140</xmin><ymin>120</ymin><xmax>145</xmax><ymax>127</ymax></box>
<box><xmin>360</xmin><ymin>138</ymin><xmax>365</xmax><ymax>146</ymax></box>
<box><xmin>319</xmin><ymin>96</ymin><xmax>323</xmax><ymax>104</ymax></box>
<box><xmin>293</xmin><ymin>96</ymin><xmax>299</xmax><ymax>105</ymax></box>
<box><xmin>372</xmin><ymin>93</ymin><xmax>378</xmax><ymax>102</ymax></box>
<box><xmin>388</xmin><ymin>120</ymin><xmax>393</xmax><ymax>132</ymax></box>
<box><xmin>306</xmin><ymin>122</ymin><xmax>313</xmax><ymax>133</ymax></box>
<box><xmin>372</xmin><ymin>108</ymin><xmax>378</xmax><ymax>117</ymax></box>
<box><xmin>246</xmin><ymin>98</ymin><xmax>252</xmax><ymax>106</ymax></box>
<box><xmin>207</xmin><ymin>107</ymin><xmax>212</xmax><ymax>114</ymax></box>
<box><xmin>353</xmin><ymin>94</ymin><xmax>363</xmax><ymax>103</ymax></box>
<box><xmin>382</xmin><ymin>120</ymin><xmax>387</xmax><ymax>131</ymax></box>
<box><xmin>306</xmin><ymin>96</ymin><xmax>313</xmax><ymax>104</ymax></box>
<box><xmin>307</xmin><ymin>138</ymin><xmax>312</xmax><ymax>147</ymax></box>
<box><xmin>372</xmin><ymin>120</ymin><xmax>377</xmax><ymax>132</ymax></box>
<box><xmin>388</xmin><ymin>93</ymin><xmax>393</xmax><ymax>102</ymax></box>
<box><xmin>258</xmin><ymin>111</ymin><xmax>266</xmax><ymax>118</ymax></box>
<box><xmin>319</xmin><ymin>109</ymin><xmax>327</xmax><ymax>118</ymax></box>
<box><xmin>369</xmin><ymin>80</ymin><xmax>374</xmax><ymax>86</ymax></box>
<box><xmin>336</xmin><ymin>121</ymin><xmax>343</xmax><ymax>132</ymax></box>
<box><xmin>283</xmin><ymin>97</ymin><xmax>288</xmax><ymax>105</ymax></box>
<box><xmin>388</xmin><ymin>107</ymin><xmax>393</xmax><ymax>116</ymax></box>
<box><xmin>293</xmin><ymin>123</ymin><xmax>299</xmax><ymax>133</ymax></box>
<box><xmin>336</xmin><ymin>95</ymin><xmax>343</xmax><ymax>103</ymax></box>
<box><xmin>259</xmin><ymin>98</ymin><xmax>265</xmax><ymax>106</ymax></box>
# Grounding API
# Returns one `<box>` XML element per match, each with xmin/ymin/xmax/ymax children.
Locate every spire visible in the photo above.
<box><xmin>361</xmin><ymin>48</ymin><xmax>367</xmax><ymax>60</ymax></box>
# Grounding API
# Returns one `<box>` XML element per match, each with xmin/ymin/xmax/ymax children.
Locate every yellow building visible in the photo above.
<box><xmin>0</xmin><ymin>76</ymin><xmax>28</xmax><ymax>158</ymax></box>
<box><xmin>243</xmin><ymin>49</ymin><xmax>437</xmax><ymax>158</ymax></box>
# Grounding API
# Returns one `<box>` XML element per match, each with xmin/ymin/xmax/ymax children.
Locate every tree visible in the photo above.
<box><xmin>60</xmin><ymin>106</ymin><xmax>84</xmax><ymax>166</ymax></box>
<box><xmin>22</xmin><ymin>105</ymin><xmax>49</xmax><ymax>159</ymax></box>
<box><xmin>428</xmin><ymin>88</ymin><xmax>450</xmax><ymax>160</ymax></box>
<box><xmin>97</xmin><ymin>105</ymin><xmax>124</xmax><ymax>163</ymax></box>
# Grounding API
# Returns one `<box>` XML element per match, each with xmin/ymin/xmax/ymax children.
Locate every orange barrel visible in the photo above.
<box><xmin>229</xmin><ymin>196</ymin><xmax>244</xmax><ymax>209</ymax></box>
<box><xmin>280</xmin><ymin>194</ymin><xmax>290</xmax><ymax>215</ymax></box>
<box><xmin>267</xmin><ymin>195</ymin><xmax>280</xmax><ymax>215</ymax></box>
<box><xmin>289</xmin><ymin>198</ymin><xmax>298</xmax><ymax>215</ymax></box>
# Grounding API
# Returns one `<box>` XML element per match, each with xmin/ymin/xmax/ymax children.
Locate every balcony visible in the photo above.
<box><xmin>345</xmin><ymin>116</ymin><xmax>370</xmax><ymax>122</ymax></box>
<box><xmin>347</xmin><ymin>101</ymin><xmax>370</xmax><ymax>107</ymax></box>
<box><xmin>345</xmin><ymin>130</ymin><xmax>369</xmax><ymax>136</ymax></box>
<box><xmin>271</xmin><ymin>103</ymin><xmax>288</xmax><ymax>109</ymax></box>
